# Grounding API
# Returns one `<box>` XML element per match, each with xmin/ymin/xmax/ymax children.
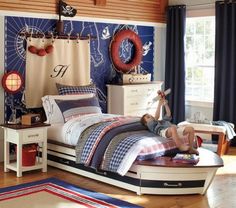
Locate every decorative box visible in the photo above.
<box><xmin>21</xmin><ymin>114</ymin><xmax>41</xmax><ymax>125</ymax></box>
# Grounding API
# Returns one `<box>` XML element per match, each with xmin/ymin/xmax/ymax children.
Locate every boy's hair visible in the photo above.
<box><xmin>140</xmin><ymin>113</ymin><xmax>149</xmax><ymax>126</ymax></box>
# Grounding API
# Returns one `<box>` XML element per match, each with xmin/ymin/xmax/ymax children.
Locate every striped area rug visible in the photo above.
<box><xmin>0</xmin><ymin>178</ymin><xmax>142</xmax><ymax>208</ymax></box>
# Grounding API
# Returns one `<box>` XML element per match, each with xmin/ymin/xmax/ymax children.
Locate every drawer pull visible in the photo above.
<box><xmin>131</xmin><ymin>90</ymin><xmax>138</xmax><ymax>93</ymax></box>
<box><xmin>28</xmin><ymin>134</ymin><xmax>39</xmax><ymax>138</ymax></box>
<box><xmin>130</xmin><ymin>102</ymin><xmax>138</xmax><ymax>106</ymax></box>
<box><xmin>59</xmin><ymin>158</ymin><xmax>70</xmax><ymax>164</ymax></box>
<box><xmin>163</xmin><ymin>182</ymin><xmax>182</xmax><ymax>187</ymax></box>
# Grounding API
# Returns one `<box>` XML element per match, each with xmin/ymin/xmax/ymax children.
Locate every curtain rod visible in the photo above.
<box><xmin>186</xmin><ymin>3</ymin><xmax>214</xmax><ymax>8</ymax></box>
<box><xmin>19</xmin><ymin>32</ymin><xmax>97</xmax><ymax>40</ymax></box>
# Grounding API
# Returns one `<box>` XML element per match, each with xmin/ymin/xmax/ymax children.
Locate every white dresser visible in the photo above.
<box><xmin>107</xmin><ymin>81</ymin><xmax>163</xmax><ymax>116</ymax></box>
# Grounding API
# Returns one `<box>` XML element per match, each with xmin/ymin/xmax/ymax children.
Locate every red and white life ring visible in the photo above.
<box><xmin>110</xmin><ymin>29</ymin><xmax>143</xmax><ymax>73</ymax></box>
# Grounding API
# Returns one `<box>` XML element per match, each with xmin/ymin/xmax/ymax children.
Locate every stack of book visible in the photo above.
<box><xmin>172</xmin><ymin>153</ymin><xmax>200</xmax><ymax>164</ymax></box>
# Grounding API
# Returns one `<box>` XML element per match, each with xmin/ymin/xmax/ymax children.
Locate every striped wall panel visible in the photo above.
<box><xmin>0</xmin><ymin>0</ymin><xmax>168</xmax><ymax>23</ymax></box>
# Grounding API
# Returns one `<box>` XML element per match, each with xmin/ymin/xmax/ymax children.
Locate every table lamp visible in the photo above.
<box><xmin>1</xmin><ymin>71</ymin><xmax>23</xmax><ymax>124</ymax></box>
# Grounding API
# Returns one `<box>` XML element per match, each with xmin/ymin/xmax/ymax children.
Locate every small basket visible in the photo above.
<box><xmin>15</xmin><ymin>144</ymin><xmax>38</xmax><ymax>166</ymax></box>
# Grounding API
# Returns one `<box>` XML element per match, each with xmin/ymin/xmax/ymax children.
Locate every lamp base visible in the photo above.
<box><xmin>8</xmin><ymin>108</ymin><xmax>20</xmax><ymax>124</ymax></box>
<box><xmin>7</xmin><ymin>118</ymin><xmax>21</xmax><ymax>125</ymax></box>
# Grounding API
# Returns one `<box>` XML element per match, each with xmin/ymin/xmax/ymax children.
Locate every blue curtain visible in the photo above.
<box><xmin>214</xmin><ymin>1</ymin><xmax>236</xmax><ymax>144</ymax></box>
<box><xmin>165</xmin><ymin>5</ymin><xmax>186</xmax><ymax>124</ymax></box>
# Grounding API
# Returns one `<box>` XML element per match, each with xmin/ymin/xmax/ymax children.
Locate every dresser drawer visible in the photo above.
<box><xmin>125</xmin><ymin>96</ymin><xmax>157</xmax><ymax>109</ymax></box>
<box><xmin>22</xmin><ymin>129</ymin><xmax>45</xmax><ymax>143</ymax></box>
<box><xmin>125</xmin><ymin>86</ymin><xmax>157</xmax><ymax>97</ymax></box>
<box><xmin>124</xmin><ymin>107</ymin><xmax>157</xmax><ymax>116</ymax></box>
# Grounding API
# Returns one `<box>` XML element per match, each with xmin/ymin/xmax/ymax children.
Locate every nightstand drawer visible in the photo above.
<box><xmin>22</xmin><ymin>129</ymin><xmax>45</xmax><ymax>143</ymax></box>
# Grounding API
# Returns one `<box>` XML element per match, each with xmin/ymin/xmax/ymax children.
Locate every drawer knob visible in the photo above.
<box><xmin>163</xmin><ymin>182</ymin><xmax>182</xmax><ymax>187</ymax></box>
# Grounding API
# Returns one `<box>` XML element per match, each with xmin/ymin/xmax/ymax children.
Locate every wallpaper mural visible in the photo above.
<box><xmin>4</xmin><ymin>16</ymin><xmax>154</xmax><ymax>120</ymax></box>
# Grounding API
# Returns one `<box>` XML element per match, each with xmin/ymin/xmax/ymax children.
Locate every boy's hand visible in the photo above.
<box><xmin>157</xmin><ymin>90</ymin><xmax>165</xmax><ymax>99</ymax></box>
<box><xmin>159</xmin><ymin>98</ymin><xmax>168</xmax><ymax>106</ymax></box>
<box><xmin>163</xmin><ymin>99</ymin><xmax>168</xmax><ymax>106</ymax></box>
<box><xmin>159</xmin><ymin>98</ymin><xmax>165</xmax><ymax>105</ymax></box>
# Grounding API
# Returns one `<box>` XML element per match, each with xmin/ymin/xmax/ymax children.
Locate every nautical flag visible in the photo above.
<box><xmin>59</xmin><ymin>0</ymin><xmax>77</xmax><ymax>17</ymax></box>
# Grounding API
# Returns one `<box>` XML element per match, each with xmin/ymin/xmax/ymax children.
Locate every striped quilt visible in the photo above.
<box><xmin>74</xmin><ymin>115</ymin><xmax>189</xmax><ymax>176</ymax></box>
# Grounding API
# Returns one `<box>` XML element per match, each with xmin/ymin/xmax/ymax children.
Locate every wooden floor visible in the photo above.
<box><xmin>1</xmin><ymin>147</ymin><xmax>236</xmax><ymax>208</ymax></box>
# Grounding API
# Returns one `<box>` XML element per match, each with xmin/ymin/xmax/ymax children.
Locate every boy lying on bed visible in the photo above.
<box><xmin>140</xmin><ymin>97</ymin><xmax>199</xmax><ymax>155</ymax></box>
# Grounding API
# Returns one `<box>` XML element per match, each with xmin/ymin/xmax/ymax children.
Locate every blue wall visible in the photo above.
<box><xmin>4</xmin><ymin>16</ymin><xmax>154</xmax><ymax>119</ymax></box>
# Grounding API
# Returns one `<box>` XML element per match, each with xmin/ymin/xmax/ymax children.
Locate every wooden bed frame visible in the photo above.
<box><xmin>47</xmin><ymin>141</ymin><xmax>223</xmax><ymax>195</ymax></box>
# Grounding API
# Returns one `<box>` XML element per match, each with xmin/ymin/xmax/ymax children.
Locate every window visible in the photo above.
<box><xmin>185</xmin><ymin>16</ymin><xmax>215</xmax><ymax>103</ymax></box>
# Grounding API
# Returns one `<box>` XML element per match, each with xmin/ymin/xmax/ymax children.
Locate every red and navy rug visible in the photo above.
<box><xmin>0</xmin><ymin>178</ymin><xmax>143</xmax><ymax>208</ymax></box>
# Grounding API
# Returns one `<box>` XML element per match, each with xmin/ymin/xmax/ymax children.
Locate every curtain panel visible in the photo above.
<box><xmin>25</xmin><ymin>38</ymin><xmax>91</xmax><ymax>108</ymax></box>
<box><xmin>165</xmin><ymin>5</ymin><xmax>186</xmax><ymax>124</ymax></box>
<box><xmin>214</xmin><ymin>1</ymin><xmax>236</xmax><ymax>144</ymax></box>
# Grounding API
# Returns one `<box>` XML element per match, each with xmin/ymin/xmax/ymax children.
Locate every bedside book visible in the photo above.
<box><xmin>172</xmin><ymin>153</ymin><xmax>200</xmax><ymax>164</ymax></box>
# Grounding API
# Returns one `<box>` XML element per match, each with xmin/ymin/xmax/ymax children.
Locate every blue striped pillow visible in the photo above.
<box><xmin>56</xmin><ymin>83</ymin><xmax>97</xmax><ymax>95</ymax></box>
<box><xmin>55</xmin><ymin>96</ymin><xmax>102</xmax><ymax>122</ymax></box>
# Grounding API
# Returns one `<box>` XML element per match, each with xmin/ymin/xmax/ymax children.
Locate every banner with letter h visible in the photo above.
<box><xmin>25</xmin><ymin>37</ymin><xmax>90</xmax><ymax>108</ymax></box>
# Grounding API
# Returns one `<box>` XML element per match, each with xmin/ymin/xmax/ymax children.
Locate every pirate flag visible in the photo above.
<box><xmin>59</xmin><ymin>0</ymin><xmax>77</xmax><ymax>17</ymax></box>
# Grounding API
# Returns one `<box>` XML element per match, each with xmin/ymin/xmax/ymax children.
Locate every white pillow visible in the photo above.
<box><xmin>42</xmin><ymin>94</ymin><xmax>94</xmax><ymax>124</ymax></box>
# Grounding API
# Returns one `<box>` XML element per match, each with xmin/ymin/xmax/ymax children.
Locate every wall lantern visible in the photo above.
<box><xmin>1</xmin><ymin>71</ymin><xmax>23</xmax><ymax>124</ymax></box>
<box><xmin>2</xmin><ymin>71</ymin><xmax>23</xmax><ymax>94</ymax></box>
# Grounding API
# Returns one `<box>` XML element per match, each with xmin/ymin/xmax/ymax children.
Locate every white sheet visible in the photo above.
<box><xmin>62</xmin><ymin>113</ymin><xmax>120</xmax><ymax>146</ymax></box>
<box><xmin>47</xmin><ymin>123</ymin><xmax>65</xmax><ymax>143</ymax></box>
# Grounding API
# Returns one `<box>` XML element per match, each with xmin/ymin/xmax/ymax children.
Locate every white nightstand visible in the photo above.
<box><xmin>1</xmin><ymin>123</ymin><xmax>50</xmax><ymax>177</ymax></box>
